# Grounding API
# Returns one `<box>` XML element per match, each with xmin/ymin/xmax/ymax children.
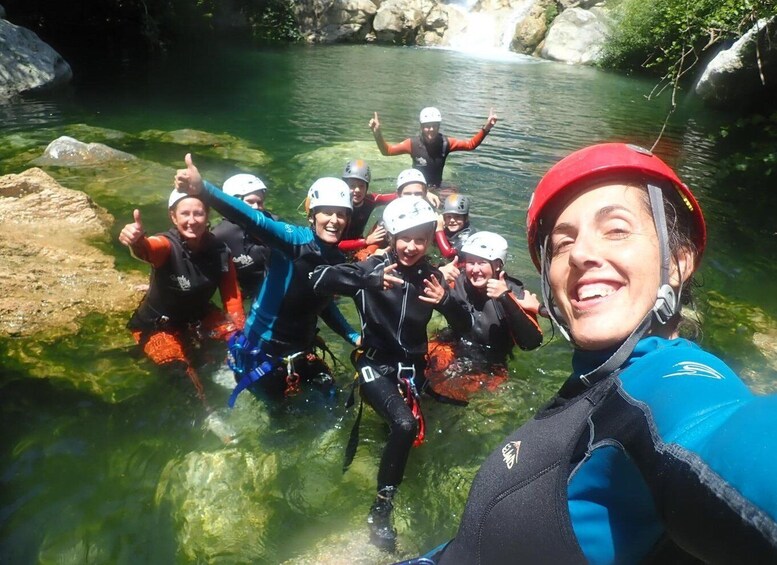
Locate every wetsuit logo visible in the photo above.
<box><xmin>663</xmin><ymin>361</ymin><xmax>725</xmax><ymax>380</ymax></box>
<box><xmin>501</xmin><ymin>440</ymin><xmax>522</xmax><ymax>470</ymax></box>
<box><xmin>176</xmin><ymin>275</ymin><xmax>191</xmax><ymax>290</ymax></box>
<box><xmin>233</xmin><ymin>254</ymin><xmax>254</xmax><ymax>267</ymax></box>
<box><xmin>416</xmin><ymin>157</ymin><xmax>428</xmax><ymax>166</ymax></box>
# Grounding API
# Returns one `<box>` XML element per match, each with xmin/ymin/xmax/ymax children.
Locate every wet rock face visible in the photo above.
<box><xmin>0</xmin><ymin>168</ymin><xmax>143</xmax><ymax>337</ymax></box>
<box><xmin>695</xmin><ymin>17</ymin><xmax>777</xmax><ymax>110</ymax></box>
<box><xmin>540</xmin><ymin>6</ymin><xmax>611</xmax><ymax>64</ymax></box>
<box><xmin>0</xmin><ymin>18</ymin><xmax>72</xmax><ymax>100</ymax></box>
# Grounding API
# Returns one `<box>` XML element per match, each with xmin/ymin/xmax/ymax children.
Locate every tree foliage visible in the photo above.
<box><xmin>3</xmin><ymin>0</ymin><xmax>300</xmax><ymax>53</ymax></box>
<box><xmin>600</xmin><ymin>0</ymin><xmax>774</xmax><ymax>82</ymax></box>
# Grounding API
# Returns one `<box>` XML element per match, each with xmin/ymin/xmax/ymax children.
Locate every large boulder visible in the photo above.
<box><xmin>373</xmin><ymin>0</ymin><xmax>429</xmax><ymax>44</ymax></box>
<box><xmin>695</xmin><ymin>17</ymin><xmax>777</xmax><ymax>110</ymax></box>
<box><xmin>0</xmin><ymin>168</ymin><xmax>143</xmax><ymax>338</ymax></box>
<box><xmin>511</xmin><ymin>0</ymin><xmax>554</xmax><ymax>55</ymax></box>
<box><xmin>32</xmin><ymin>136</ymin><xmax>136</xmax><ymax>167</ymax></box>
<box><xmin>294</xmin><ymin>0</ymin><xmax>378</xmax><ymax>43</ymax></box>
<box><xmin>0</xmin><ymin>19</ymin><xmax>72</xmax><ymax>100</ymax></box>
<box><xmin>540</xmin><ymin>6</ymin><xmax>611</xmax><ymax>64</ymax></box>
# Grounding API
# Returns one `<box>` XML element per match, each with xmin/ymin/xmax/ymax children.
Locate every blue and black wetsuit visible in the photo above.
<box><xmin>201</xmin><ymin>181</ymin><xmax>359</xmax><ymax>395</ymax></box>
<box><xmin>431</xmin><ymin>337</ymin><xmax>777</xmax><ymax>563</ymax></box>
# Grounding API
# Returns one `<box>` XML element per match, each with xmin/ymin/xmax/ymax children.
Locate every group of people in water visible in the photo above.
<box><xmin>119</xmin><ymin>106</ymin><xmax>777</xmax><ymax>561</ymax></box>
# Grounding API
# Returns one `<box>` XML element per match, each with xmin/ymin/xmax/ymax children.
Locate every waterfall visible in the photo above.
<box><xmin>445</xmin><ymin>0</ymin><xmax>536</xmax><ymax>55</ymax></box>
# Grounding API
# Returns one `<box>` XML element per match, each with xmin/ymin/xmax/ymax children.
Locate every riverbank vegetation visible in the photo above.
<box><xmin>3</xmin><ymin>0</ymin><xmax>299</xmax><ymax>54</ymax></box>
<box><xmin>601</xmin><ymin>0</ymin><xmax>772</xmax><ymax>87</ymax></box>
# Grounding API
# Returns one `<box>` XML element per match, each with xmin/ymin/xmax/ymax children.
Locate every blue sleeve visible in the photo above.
<box><xmin>620</xmin><ymin>340</ymin><xmax>777</xmax><ymax>557</ymax></box>
<box><xmin>320</xmin><ymin>301</ymin><xmax>360</xmax><ymax>346</ymax></box>
<box><xmin>203</xmin><ymin>181</ymin><xmax>313</xmax><ymax>253</ymax></box>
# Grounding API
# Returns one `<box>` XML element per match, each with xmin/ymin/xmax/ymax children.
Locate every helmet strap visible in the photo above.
<box><xmin>647</xmin><ymin>183</ymin><xmax>680</xmax><ymax>324</ymax></box>
<box><xmin>540</xmin><ymin>236</ymin><xmax>572</xmax><ymax>343</ymax></box>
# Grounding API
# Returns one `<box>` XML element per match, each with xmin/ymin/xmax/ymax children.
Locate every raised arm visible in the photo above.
<box><xmin>370</xmin><ymin>111</ymin><xmax>412</xmax><ymax>156</ymax></box>
<box><xmin>118</xmin><ymin>209</ymin><xmax>171</xmax><ymax>268</ymax></box>
<box><xmin>447</xmin><ymin>109</ymin><xmax>498</xmax><ymax>152</ymax></box>
<box><xmin>175</xmin><ymin>153</ymin><xmax>312</xmax><ymax>251</ymax></box>
<box><xmin>311</xmin><ymin>257</ymin><xmax>391</xmax><ymax>297</ymax></box>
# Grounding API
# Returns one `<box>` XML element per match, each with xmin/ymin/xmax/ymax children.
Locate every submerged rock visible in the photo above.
<box><xmin>0</xmin><ymin>168</ymin><xmax>143</xmax><ymax>337</ymax></box>
<box><xmin>32</xmin><ymin>136</ymin><xmax>136</xmax><ymax>167</ymax></box>
<box><xmin>155</xmin><ymin>449</ymin><xmax>280</xmax><ymax>562</ymax></box>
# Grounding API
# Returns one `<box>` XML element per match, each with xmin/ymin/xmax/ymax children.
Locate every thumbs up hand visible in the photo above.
<box><xmin>174</xmin><ymin>153</ymin><xmax>203</xmax><ymax>195</ymax></box>
<box><xmin>486</xmin><ymin>270</ymin><xmax>509</xmax><ymax>299</ymax></box>
<box><xmin>119</xmin><ymin>209</ymin><xmax>145</xmax><ymax>247</ymax></box>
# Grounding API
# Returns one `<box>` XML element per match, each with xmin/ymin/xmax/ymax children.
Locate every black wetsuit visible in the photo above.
<box><xmin>129</xmin><ymin>228</ymin><xmax>230</xmax><ymax>331</ymax></box>
<box><xmin>212</xmin><ymin>213</ymin><xmax>275</xmax><ymax>299</ymax></box>
<box><xmin>445</xmin><ymin>272</ymin><xmax>542</xmax><ymax>365</ymax></box>
<box><xmin>311</xmin><ymin>253</ymin><xmax>472</xmax><ymax>488</ymax></box>
<box><xmin>431</xmin><ymin>337</ymin><xmax>777</xmax><ymax>564</ymax></box>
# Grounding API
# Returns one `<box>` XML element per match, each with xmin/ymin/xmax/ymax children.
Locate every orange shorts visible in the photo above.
<box><xmin>131</xmin><ymin>308</ymin><xmax>238</xmax><ymax>367</ymax></box>
<box><xmin>426</xmin><ymin>339</ymin><xmax>508</xmax><ymax>403</ymax></box>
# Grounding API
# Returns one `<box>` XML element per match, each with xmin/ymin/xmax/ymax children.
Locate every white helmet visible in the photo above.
<box><xmin>382</xmin><ymin>196</ymin><xmax>437</xmax><ymax>235</ymax></box>
<box><xmin>419</xmin><ymin>106</ymin><xmax>442</xmax><ymax>124</ymax></box>
<box><xmin>461</xmin><ymin>231</ymin><xmax>508</xmax><ymax>263</ymax></box>
<box><xmin>396</xmin><ymin>168</ymin><xmax>427</xmax><ymax>192</ymax></box>
<box><xmin>168</xmin><ymin>189</ymin><xmax>198</xmax><ymax>210</ymax></box>
<box><xmin>307</xmin><ymin>177</ymin><xmax>353</xmax><ymax>211</ymax></box>
<box><xmin>223</xmin><ymin>174</ymin><xmax>267</xmax><ymax>198</ymax></box>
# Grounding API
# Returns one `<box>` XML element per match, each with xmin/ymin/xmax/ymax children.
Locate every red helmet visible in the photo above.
<box><xmin>526</xmin><ymin>143</ymin><xmax>706</xmax><ymax>270</ymax></box>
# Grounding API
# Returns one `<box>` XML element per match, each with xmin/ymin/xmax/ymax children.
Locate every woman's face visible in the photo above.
<box><xmin>548</xmin><ymin>183</ymin><xmax>662</xmax><ymax>350</ymax></box>
<box><xmin>170</xmin><ymin>197</ymin><xmax>208</xmax><ymax>242</ymax></box>
<box><xmin>313</xmin><ymin>206</ymin><xmax>349</xmax><ymax>244</ymax></box>
<box><xmin>394</xmin><ymin>226</ymin><xmax>431</xmax><ymax>266</ymax></box>
<box><xmin>464</xmin><ymin>256</ymin><xmax>494</xmax><ymax>289</ymax></box>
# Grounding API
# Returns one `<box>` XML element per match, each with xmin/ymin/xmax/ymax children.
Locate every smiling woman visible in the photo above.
<box><xmin>173</xmin><ymin>154</ymin><xmax>360</xmax><ymax>401</ymax></box>
<box><xmin>409</xmin><ymin>143</ymin><xmax>777</xmax><ymax>564</ymax></box>
<box><xmin>118</xmin><ymin>190</ymin><xmax>245</xmax><ymax>409</ymax></box>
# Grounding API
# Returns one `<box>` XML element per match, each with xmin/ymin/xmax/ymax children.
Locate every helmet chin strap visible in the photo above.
<box><xmin>540</xmin><ymin>183</ymin><xmax>682</xmax><ymax>388</ymax></box>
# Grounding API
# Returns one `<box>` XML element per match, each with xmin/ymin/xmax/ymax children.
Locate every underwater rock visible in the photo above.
<box><xmin>32</xmin><ymin>135</ymin><xmax>136</xmax><ymax>167</ymax></box>
<box><xmin>0</xmin><ymin>168</ymin><xmax>144</xmax><ymax>337</ymax></box>
<box><xmin>155</xmin><ymin>449</ymin><xmax>280</xmax><ymax>562</ymax></box>
<box><xmin>137</xmin><ymin>128</ymin><xmax>271</xmax><ymax>170</ymax></box>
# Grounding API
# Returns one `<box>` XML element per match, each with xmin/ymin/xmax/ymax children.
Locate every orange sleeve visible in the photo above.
<box><xmin>219</xmin><ymin>261</ymin><xmax>245</xmax><ymax>330</ymax></box>
<box><xmin>447</xmin><ymin>128</ymin><xmax>487</xmax><ymax>152</ymax></box>
<box><xmin>374</xmin><ymin>132</ymin><xmax>413</xmax><ymax>157</ymax></box>
<box><xmin>131</xmin><ymin>235</ymin><xmax>171</xmax><ymax>269</ymax></box>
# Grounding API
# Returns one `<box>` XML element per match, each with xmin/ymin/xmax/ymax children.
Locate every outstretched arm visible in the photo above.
<box><xmin>320</xmin><ymin>301</ymin><xmax>360</xmax><ymax>346</ymax></box>
<box><xmin>447</xmin><ymin>109</ymin><xmax>498</xmax><ymax>152</ymax></box>
<box><xmin>311</xmin><ymin>258</ymin><xmax>398</xmax><ymax>297</ymax></box>
<box><xmin>175</xmin><ymin>153</ymin><xmax>313</xmax><ymax>252</ymax></box>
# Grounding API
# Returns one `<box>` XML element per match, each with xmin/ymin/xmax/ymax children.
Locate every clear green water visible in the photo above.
<box><xmin>2</xmin><ymin>43</ymin><xmax>777</xmax><ymax>564</ymax></box>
